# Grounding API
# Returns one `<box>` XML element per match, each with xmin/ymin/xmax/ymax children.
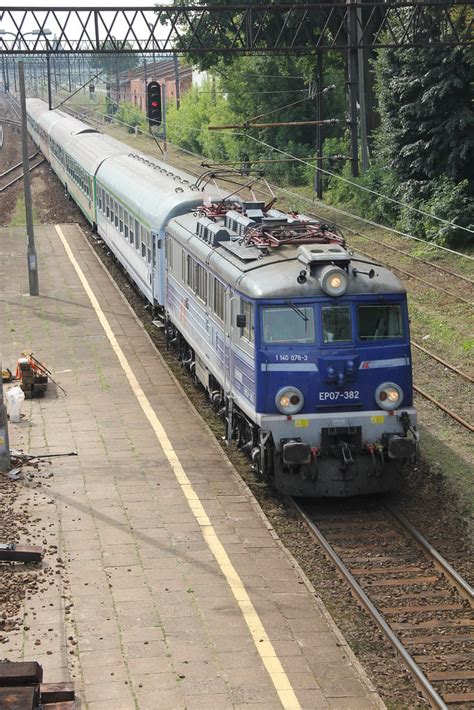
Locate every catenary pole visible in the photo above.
<box><xmin>18</xmin><ymin>61</ymin><xmax>39</xmax><ymax>296</ymax></box>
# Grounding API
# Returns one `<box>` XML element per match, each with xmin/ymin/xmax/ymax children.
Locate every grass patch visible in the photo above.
<box><xmin>9</xmin><ymin>195</ymin><xmax>38</xmax><ymax>227</ymax></box>
<box><xmin>409</xmin><ymin>303</ymin><xmax>473</xmax><ymax>359</ymax></box>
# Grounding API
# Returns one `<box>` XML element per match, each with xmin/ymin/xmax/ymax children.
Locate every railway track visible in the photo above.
<box><xmin>0</xmin><ymin>151</ymin><xmax>44</xmax><ymax>193</ymax></box>
<box><xmin>293</xmin><ymin>499</ymin><xmax>474</xmax><ymax>709</ymax></box>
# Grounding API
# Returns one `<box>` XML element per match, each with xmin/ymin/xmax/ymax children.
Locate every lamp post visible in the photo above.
<box><xmin>29</xmin><ymin>28</ymin><xmax>53</xmax><ymax>109</ymax></box>
<box><xmin>0</xmin><ymin>30</ymin><xmax>15</xmax><ymax>93</ymax></box>
<box><xmin>18</xmin><ymin>61</ymin><xmax>39</xmax><ymax>295</ymax></box>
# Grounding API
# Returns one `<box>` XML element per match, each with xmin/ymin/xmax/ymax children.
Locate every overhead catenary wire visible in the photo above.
<box><xmin>226</xmin><ymin>132</ymin><xmax>474</xmax><ymax>237</ymax></box>
<box><xmin>248</xmin><ymin>84</ymin><xmax>335</xmax><ymax>123</ymax></box>
<box><xmin>63</xmin><ymin>103</ymin><xmax>474</xmax><ymax>263</ymax></box>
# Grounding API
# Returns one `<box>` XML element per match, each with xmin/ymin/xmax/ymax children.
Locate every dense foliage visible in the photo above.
<box><xmin>167</xmin><ymin>55</ymin><xmax>345</xmax><ymax>186</ymax></box>
<box><xmin>155</xmin><ymin>4</ymin><xmax>474</xmax><ymax>248</ymax></box>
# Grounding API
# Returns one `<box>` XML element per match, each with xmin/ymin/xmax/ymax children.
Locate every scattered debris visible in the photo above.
<box><xmin>10</xmin><ymin>451</ymin><xmax>77</xmax><ymax>465</ymax></box>
<box><xmin>6</xmin><ymin>468</ymin><xmax>22</xmax><ymax>480</ymax></box>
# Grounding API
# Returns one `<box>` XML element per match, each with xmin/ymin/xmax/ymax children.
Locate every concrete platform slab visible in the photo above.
<box><xmin>1</xmin><ymin>224</ymin><xmax>384</xmax><ymax>709</ymax></box>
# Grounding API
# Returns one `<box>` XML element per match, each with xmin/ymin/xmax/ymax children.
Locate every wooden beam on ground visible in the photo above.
<box><xmin>0</xmin><ymin>544</ymin><xmax>42</xmax><ymax>563</ymax></box>
<box><xmin>40</xmin><ymin>682</ymin><xmax>75</xmax><ymax>703</ymax></box>
<box><xmin>0</xmin><ymin>661</ymin><xmax>43</xmax><ymax>685</ymax></box>
<box><xmin>0</xmin><ymin>686</ymin><xmax>39</xmax><ymax>709</ymax></box>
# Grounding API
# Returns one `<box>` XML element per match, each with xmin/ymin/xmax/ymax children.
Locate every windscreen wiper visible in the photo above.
<box><xmin>286</xmin><ymin>300</ymin><xmax>308</xmax><ymax>322</ymax></box>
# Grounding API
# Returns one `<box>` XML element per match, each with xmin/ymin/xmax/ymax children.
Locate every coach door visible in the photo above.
<box><xmin>152</xmin><ymin>229</ymin><xmax>166</xmax><ymax>307</ymax></box>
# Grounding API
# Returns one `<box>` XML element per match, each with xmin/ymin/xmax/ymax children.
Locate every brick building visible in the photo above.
<box><xmin>117</xmin><ymin>59</ymin><xmax>192</xmax><ymax>111</ymax></box>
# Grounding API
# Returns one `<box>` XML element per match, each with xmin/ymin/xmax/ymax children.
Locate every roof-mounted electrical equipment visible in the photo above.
<box><xmin>196</xmin><ymin>217</ymin><xmax>231</xmax><ymax>247</ymax></box>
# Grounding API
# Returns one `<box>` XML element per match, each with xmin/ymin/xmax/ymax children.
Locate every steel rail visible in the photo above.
<box><xmin>0</xmin><ymin>116</ymin><xmax>22</xmax><ymax>128</ymax></box>
<box><xmin>413</xmin><ymin>384</ymin><xmax>474</xmax><ymax>433</ymax></box>
<box><xmin>290</xmin><ymin>499</ymin><xmax>449</xmax><ymax>710</ymax></box>
<box><xmin>411</xmin><ymin>342</ymin><xmax>474</xmax><ymax>384</ymax></box>
<box><xmin>386</xmin><ymin>504</ymin><xmax>474</xmax><ymax>605</ymax></box>
<box><xmin>352</xmin><ymin>232</ymin><xmax>474</xmax><ymax>286</ymax></box>
<box><xmin>0</xmin><ymin>124</ymin><xmax>3</xmax><ymax>150</ymax></box>
<box><xmin>0</xmin><ymin>151</ymin><xmax>40</xmax><ymax>179</ymax></box>
<box><xmin>356</xmin><ymin>247</ymin><xmax>473</xmax><ymax>306</ymax></box>
<box><xmin>0</xmin><ymin>159</ymin><xmax>45</xmax><ymax>192</ymax></box>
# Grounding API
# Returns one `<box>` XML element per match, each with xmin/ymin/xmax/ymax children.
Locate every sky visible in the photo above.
<box><xmin>1</xmin><ymin>3</ymin><xmax>170</xmax><ymax>47</ymax></box>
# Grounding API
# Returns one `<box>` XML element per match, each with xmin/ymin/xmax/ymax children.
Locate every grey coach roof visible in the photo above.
<box><xmin>96</xmin><ymin>153</ymin><xmax>221</xmax><ymax>229</ymax></box>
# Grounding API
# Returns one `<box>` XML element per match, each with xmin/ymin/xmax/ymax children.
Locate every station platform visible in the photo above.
<box><xmin>1</xmin><ymin>223</ymin><xmax>384</xmax><ymax>709</ymax></box>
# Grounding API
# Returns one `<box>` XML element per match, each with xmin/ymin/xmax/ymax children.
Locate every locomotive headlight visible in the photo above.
<box><xmin>320</xmin><ymin>265</ymin><xmax>349</xmax><ymax>297</ymax></box>
<box><xmin>375</xmin><ymin>382</ymin><xmax>403</xmax><ymax>411</ymax></box>
<box><xmin>275</xmin><ymin>387</ymin><xmax>304</xmax><ymax>415</ymax></box>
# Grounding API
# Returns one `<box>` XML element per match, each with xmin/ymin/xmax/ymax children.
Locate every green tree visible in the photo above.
<box><xmin>372</xmin><ymin>9</ymin><xmax>474</xmax><ymax>247</ymax></box>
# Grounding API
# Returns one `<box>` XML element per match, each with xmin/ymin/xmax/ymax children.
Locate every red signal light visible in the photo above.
<box><xmin>147</xmin><ymin>81</ymin><xmax>162</xmax><ymax>129</ymax></box>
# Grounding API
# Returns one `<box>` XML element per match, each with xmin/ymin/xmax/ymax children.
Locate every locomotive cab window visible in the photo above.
<box><xmin>263</xmin><ymin>306</ymin><xmax>315</xmax><ymax>344</ymax></box>
<box><xmin>358</xmin><ymin>304</ymin><xmax>403</xmax><ymax>340</ymax></box>
<box><xmin>322</xmin><ymin>306</ymin><xmax>352</xmax><ymax>343</ymax></box>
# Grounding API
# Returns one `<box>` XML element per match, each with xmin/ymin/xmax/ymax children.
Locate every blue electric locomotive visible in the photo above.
<box><xmin>165</xmin><ymin>203</ymin><xmax>418</xmax><ymax>497</ymax></box>
<box><xmin>25</xmin><ymin>98</ymin><xmax>418</xmax><ymax>496</ymax></box>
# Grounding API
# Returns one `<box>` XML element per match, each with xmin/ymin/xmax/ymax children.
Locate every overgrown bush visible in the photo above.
<box><xmin>116</xmin><ymin>101</ymin><xmax>147</xmax><ymax>134</ymax></box>
<box><xmin>397</xmin><ymin>176</ymin><xmax>474</xmax><ymax>248</ymax></box>
<box><xmin>325</xmin><ymin>160</ymin><xmax>400</xmax><ymax>225</ymax></box>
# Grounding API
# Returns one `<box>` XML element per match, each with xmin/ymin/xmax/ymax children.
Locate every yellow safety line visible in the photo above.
<box><xmin>55</xmin><ymin>225</ymin><xmax>301</xmax><ymax>710</ymax></box>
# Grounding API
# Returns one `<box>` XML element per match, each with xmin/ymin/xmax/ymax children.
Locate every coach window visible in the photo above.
<box><xmin>186</xmin><ymin>255</ymin><xmax>194</xmax><ymax>289</ymax></box>
<box><xmin>114</xmin><ymin>202</ymin><xmax>119</xmax><ymax>229</ymax></box>
<box><xmin>141</xmin><ymin>227</ymin><xmax>147</xmax><ymax>258</ymax></box>
<box><xmin>124</xmin><ymin>212</ymin><xmax>129</xmax><ymax>240</ymax></box>
<box><xmin>213</xmin><ymin>278</ymin><xmax>225</xmax><ymax>321</ymax></box>
<box><xmin>195</xmin><ymin>263</ymin><xmax>207</xmax><ymax>303</ymax></box>
<box><xmin>240</xmin><ymin>300</ymin><xmax>254</xmax><ymax>343</ymax></box>
<box><xmin>119</xmin><ymin>206</ymin><xmax>124</xmax><ymax>234</ymax></box>
<box><xmin>322</xmin><ymin>306</ymin><xmax>352</xmax><ymax>343</ymax></box>
<box><xmin>134</xmin><ymin>219</ymin><xmax>140</xmax><ymax>250</ymax></box>
<box><xmin>165</xmin><ymin>235</ymin><xmax>173</xmax><ymax>270</ymax></box>
<box><xmin>110</xmin><ymin>198</ymin><xmax>114</xmax><ymax>224</ymax></box>
<box><xmin>129</xmin><ymin>218</ymin><xmax>134</xmax><ymax>244</ymax></box>
<box><xmin>358</xmin><ymin>304</ymin><xmax>403</xmax><ymax>341</ymax></box>
<box><xmin>146</xmin><ymin>231</ymin><xmax>152</xmax><ymax>264</ymax></box>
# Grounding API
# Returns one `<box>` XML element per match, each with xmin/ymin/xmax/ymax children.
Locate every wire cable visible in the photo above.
<box><xmin>66</xmin><ymin>103</ymin><xmax>474</xmax><ymax>262</ymax></box>
<box><xmin>229</xmin><ymin>132</ymin><xmax>474</xmax><ymax>236</ymax></box>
